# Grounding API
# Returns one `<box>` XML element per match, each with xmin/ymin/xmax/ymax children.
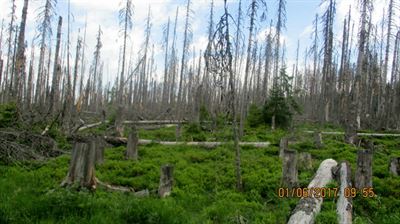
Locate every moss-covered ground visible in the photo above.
<box><xmin>1</xmin><ymin>123</ymin><xmax>400</xmax><ymax>223</ymax></box>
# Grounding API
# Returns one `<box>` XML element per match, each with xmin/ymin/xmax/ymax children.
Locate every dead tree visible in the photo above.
<box><xmin>61</xmin><ymin>137</ymin><xmax>96</xmax><ymax>189</ymax></box>
<box><xmin>287</xmin><ymin>159</ymin><xmax>338</xmax><ymax>224</ymax></box>
<box><xmin>49</xmin><ymin>16</ymin><xmax>62</xmax><ymax>113</ymax></box>
<box><xmin>158</xmin><ymin>164</ymin><xmax>174</xmax><ymax>198</ymax></box>
<box><xmin>333</xmin><ymin>161</ymin><xmax>353</xmax><ymax>224</ymax></box>
<box><xmin>282</xmin><ymin>149</ymin><xmax>298</xmax><ymax>188</ymax></box>
<box><xmin>355</xmin><ymin>149</ymin><xmax>373</xmax><ymax>189</ymax></box>
<box><xmin>389</xmin><ymin>157</ymin><xmax>400</xmax><ymax>176</ymax></box>
<box><xmin>125</xmin><ymin>127</ymin><xmax>138</xmax><ymax>160</ymax></box>
<box><xmin>12</xmin><ymin>0</ymin><xmax>29</xmax><ymax>103</ymax></box>
<box><xmin>279</xmin><ymin>137</ymin><xmax>288</xmax><ymax>158</ymax></box>
<box><xmin>204</xmin><ymin>0</ymin><xmax>243</xmax><ymax>191</ymax></box>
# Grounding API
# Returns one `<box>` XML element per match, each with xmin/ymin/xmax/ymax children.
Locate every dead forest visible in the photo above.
<box><xmin>1</xmin><ymin>0</ymin><xmax>400</xmax><ymax>223</ymax></box>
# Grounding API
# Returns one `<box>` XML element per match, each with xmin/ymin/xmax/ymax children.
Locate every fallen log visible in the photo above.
<box><xmin>304</xmin><ymin>131</ymin><xmax>400</xmax><ymax>137</ymax></box>
<box><xmin>96</xmin><ymin>178</ymin><xmax>149</xmax><ymax>197</ymax></box>
<box><xmin>333</xmin><ymin>161</ymin><xmax>353</xmax><ymax>224</ymax></box>
<box><xmin>287</xmin><ymin>159</ymin><xmax>338</xmax><ymax>224</ymax></box>
<box><xmin>103</xmin><ymin>136</ymin><xmax>270</xmax><ymax>148</ymax></box>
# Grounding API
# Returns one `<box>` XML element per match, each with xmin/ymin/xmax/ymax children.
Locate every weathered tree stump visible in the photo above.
<box><xmin>389</xmin><ymin>157</ymin><xmax>400</xmax><ymax>176</ymax></box>
<box><xmin>355</xmin><ymin>149</ymin><xmax>373</xmax><ymax>189</ymax></box>
<box><xmin>344</xmin><ymin>123</ymin><xmax>358</xmax><ymax>145</ymax></box>
<box><xmin>287</xmin><ymin>159</ymin><xmax>338</xmax><ymax>224</ymax></box>
<box><xmin>95</xmin><ymin>136</ymin><xmax>105</xmax><ymax>164</ymax></box>
<box><xmin>298</xmin><ymin>152</ymin><xmax>313</xmax><ymax>170</ymax></box>
<box><xmin>333</xmin><ymin>161</ymin><xmax>353</xmax><ymax>224</ymax></box>
<box><xmin>125</xmin><ymin>127</ymin><xmax>138</xmax><ymax>160</ymax></box>
<box><xmin>279</xmin><ymin>137</ymin><xmax>289</xmax><ymax>158</ymax></box>
<box><xmin>61</xmin><ymin>138</ymin><xmax>96</xmax><ymax>189</ymax></box>
<box><xmin>158</xmin><ymin>164</ymin><xmax>174</xmax><ymax>198</ymax></box>
<box><xmin>282</xmin><ymin>149</ymin><xmax>298</xmax><ymax>188</ymax></box>
<box><xmin>314</xmin><ymin>131</ymin><xmax>324</xmax><ymax>148</ymax></box>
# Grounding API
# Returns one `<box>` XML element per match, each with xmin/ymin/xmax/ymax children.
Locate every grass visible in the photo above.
<box><xmin>1</xmin><ymin>123</ymin><xmax>400</xmax><ymax>223</ymax></box>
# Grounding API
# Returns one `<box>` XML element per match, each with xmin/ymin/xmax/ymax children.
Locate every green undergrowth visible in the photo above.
<box><xmin>1</xmin><ymin>123</ymin><xmax>400</xmax><ymax>223</ymax></box>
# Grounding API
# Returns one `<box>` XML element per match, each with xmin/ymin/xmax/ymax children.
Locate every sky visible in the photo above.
<box><xmin>0</xmin><ymin>0</ymin><xmax>389</xmax><ymax>85</ymax></box>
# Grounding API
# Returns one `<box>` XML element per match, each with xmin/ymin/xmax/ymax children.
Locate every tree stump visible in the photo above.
<box><xmin>298</xmin><ymin>152</ymin><xmax>313</xmax><ymax>170</ymax></box>
<box><xmin>314</xmin><ymin>131</ymin><xmax>324</xmax><ymax>148</ymax></box>
<box><xmin>61</xmin><ymin>138</ymin><xmax>96</xmax><ymax>189</ymax></box>
<box><xmin>288</xmin><ymin>159</ymin><xmax>338</xmax><ymax>224</ymax></box>
<box><xmin>125</xmin><ymin>127</ymin><xmax>138</xmax><ymax>160</ymax></box>
<box><xmin>344</xmin><ymin>123</ymin><xmax>358</xmax><ymax>145</ymax></box>
<box><xmin>158</xmin><ymin>164</ymin><xmax>174</xmax><ymax>198</ymax></box>
<box><xmin>333</xmin><ymin>161</ymin><xmax>352</xmax><ymax>224</ymax></box>
<box><xmin>355</xmin><ymin>149</ymin><xmax>373</xmax><ymax>189</ymax></box>
<box><xmin>389</xmin><ymin>157</ymin><xmax>400</xmax><ymax>176</ymax></box>
<box><xmin>282</xmin><ymin>149</ymin><xmax>298</xmax><ymax>188</ymax></box>
<box><xmin>279</xmin><ymin>137</ymin><xmax>289</xmax><ymax>158</ymax></box>
<box><xmin>95</xmin><ymin>136</ymin><xmax>105</xmax><ymax>164</ymax></box>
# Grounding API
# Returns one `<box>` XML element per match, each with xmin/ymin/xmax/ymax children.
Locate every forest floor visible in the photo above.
<box><xmin>1</xmin><ymin>120</ymin><xmax>400</xmax><ymax>223</ymax></box>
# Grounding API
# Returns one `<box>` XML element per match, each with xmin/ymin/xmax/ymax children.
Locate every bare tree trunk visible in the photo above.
<box><xmin>49</xmin><ymin>16</ymin><xmax>62</xmax><ymax>113</ymax></box>
<box><xmin>12</xmin><ymin>0</ymin><xmax>29</xmax><ymax>104</ymax></box>
<box><xmin>287</xmin><ymin>159</ymin><xmax>338</xmax><ymax>224</ymax></box>
<box><xmin>158</xmin><ymin>164</ymin><xmax>174</xmax><ymax>198</ymax></box>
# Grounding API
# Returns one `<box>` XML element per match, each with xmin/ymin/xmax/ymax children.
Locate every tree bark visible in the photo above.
<box><xmin>333</xmin><ymin>161</ymin><xmax>353</xmax><ymax>224</ymax></box>
<box><xmin>125</xmin><ymin>127</ymin><xmax>138</xmax><ymax>160</ymax></box>
<box><xmin>158</xmin><ymin>164</ymin><xmax>174</xmax><ymax>198</ymax></box>
<box><xmin>389</xmin><ymin>157</ymin><xmax>400</xmax><ymax>176</ymax></box>
<box><xmin>287</xmin><ymin>159</ymin><xmax>338</xmax><ymax>224</ymax></box>
<box><xmin>61</xmin><ymin>138</ymin><xmax>96</xmax><ymax>189</ymax></box>
<box><xmin>355</xmin><ymin>149</ymin><xmax>373</xmax><ymax>189</ymax></box>
<box><xmin>282</xmin><ymin>149</ymin><xmax>298</xmax><ymax>188</ymax></box>
<box><xmin>279</xmin><ymin>137</ymin><xmax>288</xmax><ymax>158</ymax></box>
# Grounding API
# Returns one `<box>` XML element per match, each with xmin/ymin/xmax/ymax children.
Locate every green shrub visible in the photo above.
<box><xmin>0</xmin><ymin>103</ymin><xmax>18</xmax><ymax>128</ymax></box>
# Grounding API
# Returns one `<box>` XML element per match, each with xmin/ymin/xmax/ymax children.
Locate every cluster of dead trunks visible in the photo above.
<box><xmin>280</xmin><ymin>135</ymin><xmax>400</xmax><ymax>224</ymax></box>
<box><xmin>60</xmin><ymin>135</ymin><xmax>174</xmax><ymax>198</ymax></box>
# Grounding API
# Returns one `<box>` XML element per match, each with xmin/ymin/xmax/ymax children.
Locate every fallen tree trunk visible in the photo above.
<box><xmin>287</xmin><ymin>159</ymin><xmax>338</xmax><ymax>224</ymax></box>
<box><xmin>103</xmin><ymin>136</ymin><xmax>270</xmax><ymax>148</ymax></box>
<box><xmin>304</xmin><ymin>131</ymin><xmax>400</xmax><ymax>137</ymax></box>
<box><xmin>96</xmin><ymin>178</ymin><xmax>149</xmax><ymax>197</ymax></box>
<box><xmin>333</xmin><ymin>161</ymin><xmax>353</xmax><ymax>224</ymax></box>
